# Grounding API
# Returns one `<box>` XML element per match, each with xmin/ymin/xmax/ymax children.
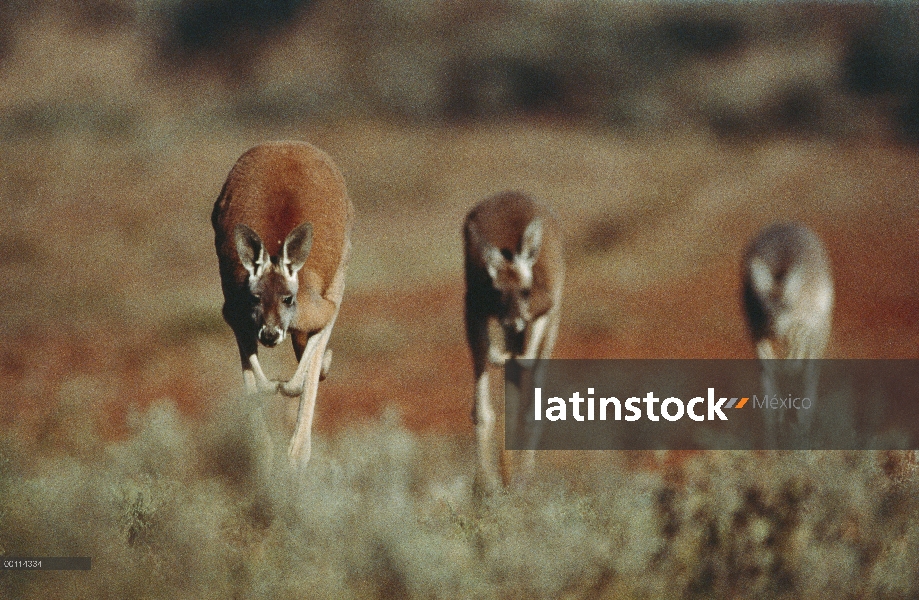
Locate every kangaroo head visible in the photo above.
<box><xmin>474</xmin><ymin>218</ymin><xmax>543</xmax><ymax>342</ymax></box>
<box><xmin>235</xmin><ymin>222</ymin><xmax>313</xmax><ymax>348</ymax></box>
<box><xmin>748</xmin><ymin>256</ymin><xmax>806</xmax><ymax>329</ymax></box>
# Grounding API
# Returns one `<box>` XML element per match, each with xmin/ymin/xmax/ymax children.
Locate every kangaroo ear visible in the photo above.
<box><xmin>469</xmin><ymin>221</ymin><xmax>505</xmax><ymax>281</ymax></box>
<box><xmin>482</xmin><ymin>245</ymin><xmax>505</xmax><ymax>281</ymax></box>
<box><xmin>748</xmin><ymin>257</ymin><xmax>774</xmax><ymax>297</ymax></box>
<box><xmin>520</xmin><ymin>218</ymin><xmax>543</xmax><ymax>264</ymax></box>
<box><xmin>235</xmin><ymin>224</ymin><xmax>267</xmax><ymax>278</ymax></box>
<box><xmin>283</xmin><ymin>222</ymin><xmax>314</xmax><ymax>276</ymax></box>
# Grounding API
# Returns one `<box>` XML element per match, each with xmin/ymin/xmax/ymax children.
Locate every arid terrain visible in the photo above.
<box><xmin>3</xmin><ymin>122</ymin><xmax>917</xmax><ymax>440</ymax></box>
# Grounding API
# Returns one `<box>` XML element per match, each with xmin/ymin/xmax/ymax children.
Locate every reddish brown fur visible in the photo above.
<box><xmin>464</xmin><ymin>191</ymin><xmax>562</xmax><ymax>324</ymax></box>
<box><xmin>212</xmin><ymin>141</ymin><xmax>354</xmax><ymax>465</ymax></box>
<box><xmin>463</xmin><ymin>191</ymin><xmax>564</xmax><ymax>491</ymax></box>
<box><xmin>213</xmin><ymin>141</ymin><xmax>354</xmax><ymax>334</ymax></box>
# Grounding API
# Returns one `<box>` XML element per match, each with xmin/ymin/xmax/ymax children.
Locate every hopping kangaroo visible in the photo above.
<box><xmin>212</xmin><ymin>141</ymin><xmax>353</xmax><ymax>466</ymax></box>
<box><xmin>464</xmin><ymin>192</ymin><xmax>563</xmax><ymax>490</ymax></box>
<box><xmin>742</xmin><ymin>222</ymin><xmax>833</xmax><ymax>446</ymax></box>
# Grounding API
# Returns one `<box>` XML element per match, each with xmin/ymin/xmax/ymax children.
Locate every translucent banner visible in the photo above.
<box><xmin>503</xmin><ymin>360</ymin><xmax>919</xmax><ymax>450</ymax></box>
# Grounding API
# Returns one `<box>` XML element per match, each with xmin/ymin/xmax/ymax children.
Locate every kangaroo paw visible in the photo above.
<box><xmin>488</xmin><ymin>348</ymin><xmax>511</xmax><ymax>366</ymax></box>
<box><xmin>279</xmin><ymin>381</ymin><xmax>303</xmax><ymax>397</ymax></box>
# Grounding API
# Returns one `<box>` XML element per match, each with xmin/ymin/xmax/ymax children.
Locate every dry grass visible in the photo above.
<box><xmin>2</xmin><ymin>397</ymin><xmax>918</xmax><ymax>599</ymax></box>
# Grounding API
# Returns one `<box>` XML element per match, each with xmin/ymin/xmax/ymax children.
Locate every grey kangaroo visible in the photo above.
<box><xmin>742</xmin><ymin>222</ymin><xmax>833</xmax><ymax>447</ymax></box>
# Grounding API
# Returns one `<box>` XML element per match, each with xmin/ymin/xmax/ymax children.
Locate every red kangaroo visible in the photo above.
<box><xmin>463</xmin><ymin>191</ymin><xmax>564</xmax><ymax>490</ymax></box>
<box><xmin>212</xmin><ymin>141</ymin><xmax>353</xmax><ymax>466</ymax></box>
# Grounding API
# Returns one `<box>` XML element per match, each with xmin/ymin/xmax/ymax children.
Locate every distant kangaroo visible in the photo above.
<box><xmin>212</xmin><ymin>141</ymin><xmax>353</xmax><ymax>466</ymax></box>
<box><xmin>741</xmin><ymin>222</ymin><xmax>833</xmax><ymax>446</ymax></box>
<box><xmin>464</xmin><ymin>191</ymin><xmax>564</xmax><ymax>490</ymax></box>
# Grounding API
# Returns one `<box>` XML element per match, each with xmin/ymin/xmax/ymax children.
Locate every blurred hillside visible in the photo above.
<box><xmin>1</xmin><ymin>1</ymin><xmax>918</xmax><ymax>139</ymax></box>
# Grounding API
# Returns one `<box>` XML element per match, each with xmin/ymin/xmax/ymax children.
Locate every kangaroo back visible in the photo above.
<box><xmin>213</xmin><ymin>142</ymin><xmax>352</xmax><ymax>333</ymax></box>
<box><xmin>464</xmin><ymin>191</ymin><xmax>563</xmax><ymax>345</ymax></box>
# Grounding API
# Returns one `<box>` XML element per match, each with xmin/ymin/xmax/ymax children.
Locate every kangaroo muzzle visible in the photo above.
<box><xmin>259</xmin><ymin>325</ymin><xmax>285</xmax><ymax>347</ymax></box>
<box><xmin>501</xmin><ymin>315</ymin><xmax>527</xmax><ymax>333</ymax></box>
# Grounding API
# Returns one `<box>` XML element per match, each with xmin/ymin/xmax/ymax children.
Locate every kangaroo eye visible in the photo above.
<box><xmin>283</xmin><ymin>295</ymin><xmax>294</xmax><ymax>306</ymax></box>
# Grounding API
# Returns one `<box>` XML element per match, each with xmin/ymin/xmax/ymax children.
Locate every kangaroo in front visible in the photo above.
<box><xmin>212</xmin><ymin>141</ymin><xmax>353</xmax><ymax>467</ymax></box>
<box><xmin>742</xmin><ymin>222</ymin><xmax>833</xmax><ymax>447</ymax></box>
<box><xmin>464</xmin><ymin>192</ymin><xmax>564</xmax><ymax>491</ymax></box>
